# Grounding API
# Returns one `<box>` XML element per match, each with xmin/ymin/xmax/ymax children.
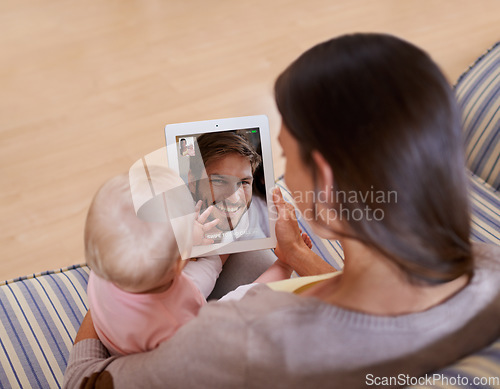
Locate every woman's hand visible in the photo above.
<box><xmin>193</xmin><ymin>201</ymin><xmax>220</xmax><ymax>246</ymax></box>
<box><xmin>273</xmin><ymin>187</ymin><xmax>336</xmax><ymax>276</ymax></box>
<box><xmin>273</xmin><ymin>187</ymin><xmax>308</xmax><ymax>261</ymax></box>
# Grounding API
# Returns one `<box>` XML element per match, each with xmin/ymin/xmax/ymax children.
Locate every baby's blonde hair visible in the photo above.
<box><xmin>84</xmin><ymin>172</ymin><xmax>189</xmax><ymax>292</ymax></box>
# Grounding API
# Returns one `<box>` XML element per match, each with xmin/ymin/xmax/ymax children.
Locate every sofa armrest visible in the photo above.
<box><xmin>455</xmin><ymin>41</ymin><xmax>500</xmax><ymax>190</ymax></box>
<box><xmin>0</xmin><ymin>265</ymin><xmax>89</xmax><ymax>389</ymax></box>
<box><xmin>409</xmin><ymin>338</ymin><xmax>500</xmax><ymax>388</ymax></box>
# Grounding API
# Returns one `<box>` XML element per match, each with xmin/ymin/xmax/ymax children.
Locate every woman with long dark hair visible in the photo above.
<box><xmin>65</xmin><ymin>34</ymin><xmax>500</xmax><ymax>388</ymax></box>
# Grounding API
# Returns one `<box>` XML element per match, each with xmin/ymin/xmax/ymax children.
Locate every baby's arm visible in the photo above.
<box><xmin>183</xmin><ymin>256</ymin><xmax>224</xmax><ymax>298</ymax></box>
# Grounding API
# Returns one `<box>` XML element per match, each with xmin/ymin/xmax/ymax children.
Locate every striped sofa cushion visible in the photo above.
<box><xmin>455</xmin><ymin>41</ymin><xmax>500</xmax><ymax>190</ymax></box>
<box><xmin>469</xmin><ymin>170</ymin><xmax>500</xmax><ymax>245</ymax></box>
<box><xmin>408</xmin><ymin>339</ymin><xmax>500</xmax><ymax>389</ymax></box>
<box><xmin>0</xmin><ymin>265</ymin><xmax>89</xmax><ymax>389</ymax></box>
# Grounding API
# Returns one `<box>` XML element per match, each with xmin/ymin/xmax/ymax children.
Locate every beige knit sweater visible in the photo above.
<box><xmin>64</xmin><ymin>243</ymin><xmax>500</xmax><ymax>389</ymax></box>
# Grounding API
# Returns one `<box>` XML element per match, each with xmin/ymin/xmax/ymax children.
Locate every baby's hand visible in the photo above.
<box><xmin>193</xmin><ymin>201</ymin><xmax>219</xmax><ymax>246</ymax></box>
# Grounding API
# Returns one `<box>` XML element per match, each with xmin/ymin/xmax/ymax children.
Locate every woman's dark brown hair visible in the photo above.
<box><xmin>275</xmin><ymin>33</ymin><xmax>472</xmax><ymax>284</ymax></box>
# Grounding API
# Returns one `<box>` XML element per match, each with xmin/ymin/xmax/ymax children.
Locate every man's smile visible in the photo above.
<box><xmin>213</xmin><ymin>201</ymin><xmax>245</xmax><ymax>214</ymax></box>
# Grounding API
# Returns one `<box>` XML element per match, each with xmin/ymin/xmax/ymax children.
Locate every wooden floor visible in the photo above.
<box><xmin>1</xmin><ymin>0</ymin><xmax>499</xmax><ymax>281</ymax></box>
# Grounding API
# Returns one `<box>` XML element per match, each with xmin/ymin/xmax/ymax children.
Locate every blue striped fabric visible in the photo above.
<box><xmin>455</xmin><ymin>41</ymin><xmax>500</xmax><ymax>190</ymax></box>
<box><xmin>408</xmin><ymin>339</ymin><xmax>500</xmax><ymax>389</ymax></box>
<box><xmin>469</xmin><ymin>170</ymin><xmax>500</xmax><ymax>245</ymax></box>
<box><xmin>0</xmin><ymin>265</ymin><xmax>89</xmax><ymax>389</ymax></box>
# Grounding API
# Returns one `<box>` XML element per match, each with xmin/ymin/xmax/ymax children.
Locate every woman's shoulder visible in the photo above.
<box><xmin>471</xmin><ymin>242</ymin><xmax>500</xmax><ymax>286</ymax></box>
<box><xmin>473</xmin><ymin>242</ymin><xmax>500</xmax><ymax>267</ymax></box>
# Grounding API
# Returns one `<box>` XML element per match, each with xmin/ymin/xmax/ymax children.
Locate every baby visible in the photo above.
<box><xmin>85</xmin><ymin>172</ymin><xmax>224</xmax><ymax>355</ymax></box>
<box><xmin>85</xmin><ymin>170</ymin><xmax>309</xmax><ymax>356</ymax></box>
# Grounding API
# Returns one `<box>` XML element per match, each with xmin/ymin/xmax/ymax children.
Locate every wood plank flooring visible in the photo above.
<box><xmin>1</xmin><ymin>0</ymin><xmax>499</xmax><ymax>281</ymax></box>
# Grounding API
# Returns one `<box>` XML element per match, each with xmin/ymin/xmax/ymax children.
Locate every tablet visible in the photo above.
<box><xmin>165</xmin><ymin>115</ymin><xmax>277</xmax><ymax>257</ymax></box>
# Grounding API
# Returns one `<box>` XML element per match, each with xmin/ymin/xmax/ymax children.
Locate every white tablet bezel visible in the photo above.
<box><xmin>165</xmin><ymin>115</ymin><xmax>276</xmax><ymax>257</ymax></box>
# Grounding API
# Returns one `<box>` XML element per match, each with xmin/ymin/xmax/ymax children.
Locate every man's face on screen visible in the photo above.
<box><xmin>191</xmin><ymin>153</ymin><xmax>253</xmax><ymax>232</ymax></box>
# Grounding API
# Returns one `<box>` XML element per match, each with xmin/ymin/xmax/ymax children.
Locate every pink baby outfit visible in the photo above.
<box><xmin>88</xmin><ymin>270</ymin><xmax>206</xmax><ymax>355</ymax></box>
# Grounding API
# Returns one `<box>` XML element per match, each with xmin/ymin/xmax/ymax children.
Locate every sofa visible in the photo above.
<box><xmin>1</xmin><ymin>42</ymin><xmax>498</xmax><ymax>388</ymax></box>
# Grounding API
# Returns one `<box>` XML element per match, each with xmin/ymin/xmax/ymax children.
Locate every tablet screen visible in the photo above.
<box><xmin>165</xmin><ymin>116</ymin><xmax>276</xmax><ymax>257</ymax></box>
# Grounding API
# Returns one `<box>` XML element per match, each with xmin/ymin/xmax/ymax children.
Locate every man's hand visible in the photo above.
<box><xmin>193</xmin><ymin>201</ymin><xmax>220</xmax><ymax>245</ymax></box>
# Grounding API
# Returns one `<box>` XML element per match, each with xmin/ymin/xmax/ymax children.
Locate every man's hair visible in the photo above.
<box><xmin>84</xmin><ymin>174</ymin><xmax>181</xmax><ymax>292</ymax></box>
<box><xmin>275</xmin><ymin>33</ymin><xmax>472</xmax><ymax>284</ymax></box>
<box><xmin>189</xmin><ymin>131</ymin><xmax>261</xmax><ymax>178</ymax></box>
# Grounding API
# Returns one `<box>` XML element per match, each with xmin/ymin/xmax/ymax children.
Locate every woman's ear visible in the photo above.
<box><xmin>311</xmin><ymin>150</ymin><xmax>334</xmax><ymax>198</ymax></box>
<box><xmin>310</xmin><ymin>150</ymin><xmax>341</xmax><ymax>239</ymax></box>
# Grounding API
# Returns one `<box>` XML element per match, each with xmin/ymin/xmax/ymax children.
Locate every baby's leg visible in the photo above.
<box><xmin>208</xmin><ymin>233</ymin><xmax>313</xmax><ymax>299</ymax></box>
<box><xmin>207</xmin><ymin>249</ymin><xmax>277</xmax><ymax>300</ymax></box>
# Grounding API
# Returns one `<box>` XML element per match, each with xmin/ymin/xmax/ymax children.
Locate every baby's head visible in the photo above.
<box><xmin>85</xmin><ymin>173</ymin><xmax>187</xmax><ymax>293</ymax></box>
